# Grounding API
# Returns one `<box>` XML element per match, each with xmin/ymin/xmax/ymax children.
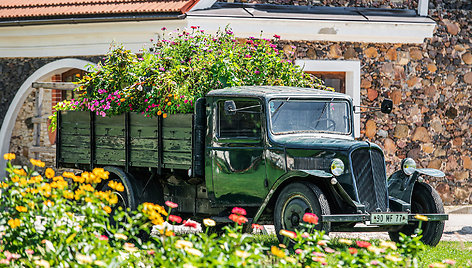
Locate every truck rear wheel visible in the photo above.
<box><xmin>388</xmin><ymin>182</ymin><xmax>445</xmax><ymax>246</ymax></box>
<box><xmin>99</xmin><ymin>166</ymin><xmax>138</xmax><ymax>211</ymax></box>
<box><xmin>274</xmin><ymin>182</ymin><xmax>330</xmax><ymax>243</ymax></box>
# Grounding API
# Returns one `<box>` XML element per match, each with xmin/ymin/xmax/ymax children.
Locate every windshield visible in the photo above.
<box><xmin>269</xmin><ymin>99</ymin><xmax>351</xmax><ymax>135</ymax></box>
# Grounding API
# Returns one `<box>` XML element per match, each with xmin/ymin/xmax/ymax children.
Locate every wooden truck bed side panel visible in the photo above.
<box><xmin>58</xmin><ymin>111</ymin><xmax>193</xmax><ymax>170</ymax></box>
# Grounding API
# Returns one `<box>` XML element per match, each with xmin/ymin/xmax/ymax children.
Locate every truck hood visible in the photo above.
<box><xmin>271</xmin><ymin>134</ymin><xmax>377</xmax><ymax>151</ymax></box>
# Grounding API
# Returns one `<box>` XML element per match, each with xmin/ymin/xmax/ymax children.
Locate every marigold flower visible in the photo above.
<box><xmin>120</xmin><ymin>98</ymin><xmax>125</xmax><ymax>102</ymax></box>
<box><xmin>103</xmin><ymin>206</ymin><xmax>112</xmax><ymax>214</ymax></box>
<box><xmin>303</xmin><ymin>212</ymin><xmax>319</xmax><ymax>225</ymax></box>
<box><xmin>3</xmin><ymin>153</ymin><xmax>15</xmax><ymax>160</ymax></box>
<box><xmin>203</xmin><ymin>218</ymin><xmax>216</xmax><ymax>227</ymax></box>
<box><xmin>415</xmin><ymin>214</ymin><xmax>429</xmax><ymax>221</ymax></box>
<box><xmin>169</xmin><ymin>215</ymin><xmax>182</xmax><ymax>223</ymax></box>
<box><xmin>163</xmin><ymin>113</ymin><xmax>167</xmax><ymax>119</ymax></box>
<box><xmin>165</xmin><ymin>200</ymin><xmax>178</xmax><ymax>208</ymax></box>
<box><xmin>271</xmin><ymin>246</ymin><xmax>285</xmax><ymax>258</ymax></box>
<box><xmin>157</xmin><ymin>110</ymin><xmax>162</xmax><ymax>116</ymax></box>
<box><xmin>45</xmin><ymin>168</ymin><xmax>55</xmax><ymax>179</ymax></box>
<box><xmin>356</xmin><ymin>240</ymin><xmax>372</xmax><ymax>248</ymax></box>
<box><xmin>108</xmin><ymin>181</ymin><xmax>124</xmax><ymax>192</ymax></box>
<box><xmin>231</xmin><ymin>207</ymin><xmax>246</xmax><ymax>216</ymax></box>
<box><xmin>15</xmin><ymin>206</ymin><xmax>27</xmax><ymax>212</ymax></box>
<box><xmin>279</xmin><ymin>229</ymin><xmax>297</xmax><ymax>239</ymax></box>
<box><xmin>30</xmin><ymin>158</ymin><xmax>45</xmax><ymax>167</ymax></box>
<box><xmin>8</xmin><ymin>218</ymin><xmax>21</xmax><ymax>229</ymax></box>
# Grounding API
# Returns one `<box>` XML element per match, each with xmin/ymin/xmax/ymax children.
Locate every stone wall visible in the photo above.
<box><xmin>273</xmin><ymin>5</ymin><xmax>472</xmax><ymax>204</ymax></box>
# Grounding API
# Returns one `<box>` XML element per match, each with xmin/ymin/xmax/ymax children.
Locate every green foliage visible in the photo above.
<box><xmin>49</xmin><ymin>26</ymin><xmax>327</xmax><ymax>130</ymax></box>
<box><xmin>1</xmin><ymin>154</ymin><xmax>457</xmax><ymax>267</ymax></box>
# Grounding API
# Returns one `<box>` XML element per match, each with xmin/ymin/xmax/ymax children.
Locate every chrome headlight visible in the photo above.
<box><xmin>330</xmin><ymin>158</ymin><xmax>344</xmax><ymax>176</ymax></box>
<box><xmin>402</xmin><ymin>158</ymin><xmax>416</xmax><ymax>176</ymax></box>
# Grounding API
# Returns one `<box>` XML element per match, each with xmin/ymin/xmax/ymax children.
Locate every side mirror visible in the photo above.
<box><xmin>381</xmin><ymin>99</ymin><xmax>393</xmax><ymax>114</ymax></box>
<box><xmin>224</xmin><ymin>100</ymin><xmax>236</xmax><ymax>115</ymax></box>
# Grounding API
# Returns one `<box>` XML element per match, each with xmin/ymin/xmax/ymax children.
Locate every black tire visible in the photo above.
<box><xmin>98</xmin><ymin>166</ymin><xmax>138</xmax><ymax>211</ymax></box>
<box><xmin>274</xmin><ymin>182</ymin><xmax>330</xmax><ymax>243</ymax></box>
<box><xmin>388</xmin><ymin>182</ymin><xmax>445</xmax><ymax>246</ymax></box>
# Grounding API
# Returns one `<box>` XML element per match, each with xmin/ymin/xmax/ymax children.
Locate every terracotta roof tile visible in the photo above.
<box><xmin>0</xmin><ymin>0</ymin><xmax>198</xmax><ymax>19</ymax></box>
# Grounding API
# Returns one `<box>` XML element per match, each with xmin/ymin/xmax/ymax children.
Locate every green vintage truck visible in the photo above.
<box><xmin>57</xmin><ymin>86</ymin><xmax>448</xmax><ymax>246</ymax></box>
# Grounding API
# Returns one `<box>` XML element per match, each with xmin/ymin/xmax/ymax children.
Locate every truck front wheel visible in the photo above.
<box><xmin>274</xmin><ymin>182</ymin><xmax>330</xmax><ymax>242</ymax></box>
<box><xmin>99</xmin><ymin>166</ymin><xmax>138</xmax><ymax>211</ymax></box>
<box><xmin>388</xmin><ymin>182</ymin><xmax>445</xmax><ymax>246</ymax></box>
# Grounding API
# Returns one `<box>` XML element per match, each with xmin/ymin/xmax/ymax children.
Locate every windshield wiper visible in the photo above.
<box><xmin>271</xmin><ymin>97</ymin><xmax>290</xmax><ymax>117</ymax></box>
<box><xmin>315</xmin><ymin>97</ymin><xmax>335</xmax><ymax>125</ymax></box>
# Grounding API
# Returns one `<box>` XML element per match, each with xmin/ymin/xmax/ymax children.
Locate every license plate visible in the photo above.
<box><xmin>370</xmin><ymin>213</ymin><xmax>408</xmax><ymax>225</ymax></box>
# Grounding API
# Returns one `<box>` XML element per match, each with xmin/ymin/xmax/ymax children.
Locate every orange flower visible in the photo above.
<box><xmin>8</xmin><ymin>218</ymin><xmax>21</xmax><ymax>229</ymax></box>
<box><xmin>356</xmin><ymin>240</ymin><xmax>372</xmax><ymax>248</ymax></box>
<box><xmin>167</xmin><ymin>102</ymin><xmax>171</xmax><ymax>106</ymax></box>
<box><xmin>229</xmin><ymin>214</ymin><xmax>248</xmax><ymax>225</ymax></box>
<box><xmin>157</xmin><ymin>111</ymin><xmax>162</xmax><ymax>116</ymax></box>
<box><xmin>15</xmin><ymin>206</ymin><xmax>28</xmax><ymax>212</ymax></box>
<box><xmin>30</xmin><ymin>158</ymin><xmax>45</xmax><ymax>168</ymax></box>
<box><xmin>108</xmin><ymin>181</ymin><xmax>124</xmax><ymax>192</ymax></box>
<box><xmin>303</xmin><ymin>213</ymin><xmax>319</xmax><ymax>225</ymax></box>
<box><xmin>120</xmin><ymin>98</ymin><xmax>125</xmax><ymax>102</ymax></box>
<box><xmin>3</xmin><ymin>153</ymin><xmax>15</xmax><ymax>160</ymax></box>
<box><xmin>103</xmin><ymin>206</ymin><xmax>112</xmax><ymax>214</ymax></box>
<box><xmin>45</xmin><ymin>168</ymin><xmax>55</xmax><ymax>179</ymax></box>
<box><xmin>163</xmin><ymin>113</ymin><xmax>167</xmax><ymax>119</ymax></box>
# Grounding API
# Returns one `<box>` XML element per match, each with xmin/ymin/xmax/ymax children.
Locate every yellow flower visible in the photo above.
<box><xmin>63</xmin><ymin>191</ymin><xmax>74</xmax><ymax>199</ymax></box>
<box><xmin>30</xmin><ymin>158</ymin><xmax>45</xmax><ymax>167</ymax></box>
<box><xmin>43</xmin><ymin>200</ymin><xmax>54</xmax><ymax>207</ymax></box>
<box><xmin>73</xmin><ymin>175</ymin><xmax>85</xmax><ymax>183</ymax></box>
<box><xmin>235</xmin><ymin>250</ymin><xmax>251</xmax><ymax>259</ymax></box>
<box><xmin>114</xmin><ymin>233</ymin><xmax>128</xmax><ymax>240</ymax></box>
<box><xmin>228</xmin><ymin>233</ymin><xmax>238</xmax><ymax>238</ymax></box>
<box><xmin>3</xmin><ymin>153</ymin><xmax>15</xmax><ymax>160</ymax></box>
<box><xmin>271</xmin><ymin>246</ymin><xmax>285</xmax><ymax>258</ymax></box>
<box><xmin>380</xmin><ymin>240</ymin><xmax>397</xmax><ymax>250</ymax></box>
<box><xmin>76</xmin><ymin>254</ymin><xmax>93</xmax><ymax>264</ymax></box>
<box><xmin>15</xmin><ymin>206</ymin><xmax>27</xmax><ymax>212</ymax></box>
<box><xmin>285</xmin><ymin>256</ymin><xmax>297</xmax><ymax>264</ymax></box>
<box><xmin>94</xmin><ymin>260</ymin><xmax>106</xmax><ymax>267</ymax></box>
<box><xmin>8</xmin><ymin>218</ymin><xmax>21</xmax><ymax>228</ymax></box>
<box><xmin>103</xmin><ymin>206</ymin><xmax>112</xmax><ymax>214</ymax></box>
<box><xmin>339</xmin><ymin>238</ymin><xmax>352</xmax><ymax>245</ymax></box>
<box><xmin>175</xmin><ymin>240</ymin><xmax>193</xmax><ymax>249</ymax></box>
<box><xmin>108</xmin><ymin>181</ymin><xmax>124</xmax><ymax>192</ymax></box>
<box><xmin>11</xmin><ymin>176</ymin><xmax>19</xmax><ymax>183</ymax></box>
<box><xmin>185</xmin><ymin>247</ymin><xmax>203</xmax><ymax>257</ymax></box>
<box><xmin>123</xmin><ymin>243</ymin><xmax>138</xmax><ymax>252</ymax></box>
<box><xmin>0</xmin><ymin>182</ymin><xmax>8</xmax><ymax>188</ymax></box>
<box><xmin>92</xmin><ymin>168</ymin><xmax>109</xmax><ymax>180</ymax></box>
<box><xmin>45</xmin><ymin>168</ymin><xmax>55</xmax><ymax>179</ymax></box>
<box><xmin>367</xmin><ymin>245</ymin><xmax>383</xmax><ymax>255</ymax></box>
<box><xmin>62</xmin><ymin>171</ymin><xmax>75</xmax><ymax>179</ymax></box>
<box><xmin>167</xmin><ymin>101</ymin><xmax>172</xmax><ymax>106</ymax></box>
<box><xmin>13</xmin><ymin>169</ymin><xmax>27</xmax><ymax>176</ymax></box>
<box><xmin>79</xmin><ymin>184</ymin><xmax>95</xmax><ymax>192</ymax></box>
<box><xmin>203</xmin><ymin>218</ymin><xmax>216</xmax><ymax>227</ymax></box>
<box><xmin>120</xmin><ymin>98</ymin><xmax>125</xmax><ymax>102</ymax></box>
<box><xmin>385</xmin><ymin>254</ymin><xmax>403</xmax><ymax>262</ymax></box>
<box><xmin>415</xmin><ymin>214</ymin><xmax>429</xmax><ymax>221</ymax></box>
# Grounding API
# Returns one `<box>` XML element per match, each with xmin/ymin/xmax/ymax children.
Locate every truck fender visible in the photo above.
<box><xmin>252</xmin><ymin>170</ymin><xmax>332</xmax><ymax>224</ymax></box>
<box><xmin>387</xmin><ymin>168</ymin><xmax>444</xmax><ymax>208</ymax></box>
<box><xmin>103</xmin><ymin>166</ymin><xmax>139</xmax><ymax>210</ymax></box>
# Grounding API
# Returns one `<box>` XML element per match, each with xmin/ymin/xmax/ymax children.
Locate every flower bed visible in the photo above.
<box><xmin>0</xmin><ymin>153</ymin><xmax>459</xmax><ymax>267</ymax></box>
<box><xmin>50</xmin><ymin>27</ymin><xmax>328</xmax><ymax>130</ymax></box>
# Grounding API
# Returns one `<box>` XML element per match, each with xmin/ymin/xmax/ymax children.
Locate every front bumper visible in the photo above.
<box><xmin>322</xmin><ymin>213</ymin><xmax>448</xmax><ymax>232</ymax></box>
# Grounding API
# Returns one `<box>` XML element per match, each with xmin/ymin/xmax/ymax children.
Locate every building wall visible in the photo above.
<box><xmin>271</xmin><ymin>1</ymin><xmax>471</xmax><ymax>204</ymax></box>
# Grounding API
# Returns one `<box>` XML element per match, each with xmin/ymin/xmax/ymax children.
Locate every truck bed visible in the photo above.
<box><xmin>57</xmin><ymin>111</ymin><xmax>193</xmax><ymax>171</ymax></box>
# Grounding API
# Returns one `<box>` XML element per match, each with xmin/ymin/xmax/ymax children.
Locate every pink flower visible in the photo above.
<box><xmin>165</xmin><ymin>201</ymin><xmax>178</xmax><ymax>208</ymax></box>
<box><xmin>313</xmin><ymin>252</ymin><xmax>325</xmax><ymax>257</ymax></box>
<box><xmin>295</xmin><ymin>249</ymin><xmax>303</xmax><ymax>254</ymax></box>
<box><xmin>356</xmin><ymin>241</ymin><xmax>372</xmax><ymax>248</ymax></box>
<box><xmin>183</xmin><ymin>220</ymin><xmax>198</xmax><ymax>228</ymax></box>
<box><xmin>324</xmin><ymin>247</ymin><xmax>335</xmax><ymax>253</ymax></box>
<box><xmin>348</xmin><ymin>247</ymin><xmax>358</xmax><ymax>254</ymax></box>
<box><xmin>25</xmin><ymin>249</ymin><xmax>34</xmax><ymax>255</ymax></box>
<box><xmin>99</xmin><ymin>235</ymin><xmax>109</xmax><ymax>241</ymax></box>
<box><xmin>229</xmin><ymin>214</ymin><xmax>248</xmax><ymax>225</ymax></box>
<box><xmin>303</xmin><ymin>213</ymin><xmax>319</xmax><ymax>225</ymax></box>
<box><xmin>168</xmin><ymin>215</ymin><xmax>182</xmax><ymax>224</ymax></box>
<box><xmin>147</xmin><ymin>250</ymin><xmax>155</xmax><ymax>255</ymax></box>
<box><xmin>231</xmin><ymin>207</ymin><xmax>246</xmax><ymax>216</ymax></box>
<box><xmin>273</xmin><ymin>34</ymin><xmax>281</xmax><ymax>39</ymax></box>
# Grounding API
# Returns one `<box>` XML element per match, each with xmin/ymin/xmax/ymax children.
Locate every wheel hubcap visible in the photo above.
<box><xmin>282</xmin><ymin>195</ymin><xmax>311</xmax><ymax>231</ymax></box>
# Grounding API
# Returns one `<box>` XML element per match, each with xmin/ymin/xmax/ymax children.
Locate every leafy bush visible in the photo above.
<box><xmin>0</xmin><ymin>153</ymin><xmax>452</xmax><ymax>267</ymax></box>
<box><xmin>50</xmin><ymin>27</ymin><xmax>327</xmax><ymax>130</ymax></box>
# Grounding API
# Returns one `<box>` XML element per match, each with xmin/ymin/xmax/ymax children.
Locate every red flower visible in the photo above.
<box><xmin>231</xmin><ymin>207</ymin><xmax>246</xmax><ymax>216</ymax></box>
<box><xmin>229</xmin><ymin>214</ymin><xmax>248</xmax><ymax>225</ymax></box>
<box><xmin>273</xmin><ymin>34</ymin><xmax>281</xmax><ymax>39</ymax></box>
<box><xmin>303</xmin><ymin>213</ymin><xmax>319</xmax><ymax>225</ymax></box>
<box><xmin>356</xmin><ymin>241</ymin><xmax>372</xmax><ymax>248</ymax></box>
<box><xmin>183</xmin><ymin>220</ymin><xmax>198</xmax><ymax>228</ymax></box>
<box><xmin>99</xmin><ymin>235</ymin><xmax>109</xmax><ymax>241</ymax></box>
<box><xmin>252</xmin><ymin>224</ymin><xmax>263</xmax><ymax>230</ymax></box>
<box><xmin>348</xmin><ymin>247</ymin><xmax>358</xmax><ymax>254</ymax></box>
<box><xmin>165</xmin><ymin>201</ymin><xmax>178</xmax><ymax>209</ymax></box>
<box><xmin>147</xmin><ymin>250</ymin><xmax>155</xmax><ymax>255</ymax></box>
<box><xmin>168</xmin><ymin>215</ymin><xmax>182</xmax><ymax>224</ymax></box>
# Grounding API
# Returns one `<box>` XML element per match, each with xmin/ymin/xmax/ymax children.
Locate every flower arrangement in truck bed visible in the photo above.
<box><xmin>50</xmin><ymin>26</ymin><xmax>327</xmax><ymax>130</ymax></box>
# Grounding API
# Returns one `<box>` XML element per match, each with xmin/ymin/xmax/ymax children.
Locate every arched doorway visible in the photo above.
<box><xmin>0</xmin><ymin>58</ymin><xmax>95</xmax><ymax>178</ymax></box>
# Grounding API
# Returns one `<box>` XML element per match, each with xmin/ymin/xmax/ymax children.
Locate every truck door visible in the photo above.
<box><xmin>210</xmin><ymin>98</ymin><xmax>268</xmax><ymax>206</ymax></box>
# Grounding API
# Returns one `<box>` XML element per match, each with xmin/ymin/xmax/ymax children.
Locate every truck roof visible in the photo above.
<box><xmin>207</xmin><ymin>86</ymin><xmax>351</xmax><ymax>101</ymax></box>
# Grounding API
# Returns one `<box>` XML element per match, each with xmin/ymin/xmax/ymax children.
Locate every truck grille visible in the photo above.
<box><xmin>350</xmin><ymin>148</ymin><xmax>388</xmax><ymax>212</ymax></box>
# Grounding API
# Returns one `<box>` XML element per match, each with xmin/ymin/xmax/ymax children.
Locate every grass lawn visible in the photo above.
<box><xmin>419</xmin><ymin>241</ymin><xmax>472</xmax><ymax>267</ymax></box>
<box><xmin>255</xmin><ymin>234</ymin><xmax>472</xmax><ymax>267</ymax></box>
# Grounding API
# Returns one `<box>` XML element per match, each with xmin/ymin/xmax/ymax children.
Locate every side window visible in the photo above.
<box><xmin>218</xmin><ymin>99</ymin><xmax>261</xmax><ymax>139</ymax></box>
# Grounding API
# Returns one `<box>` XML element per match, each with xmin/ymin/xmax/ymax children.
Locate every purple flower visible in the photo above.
<box><xmin>244</xmin><ymin>54</ymin><xmax>252</xmax><ymax>58</ymax></box>
<box><xmin>255</xmin><ymin>70</ymin><xmax>260</xmax><ymax>74</ymax></box>
<box><xmin>159</xmin><ymin>67</ymin><xmax>165</xmax><ymax>71</ymax></box>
